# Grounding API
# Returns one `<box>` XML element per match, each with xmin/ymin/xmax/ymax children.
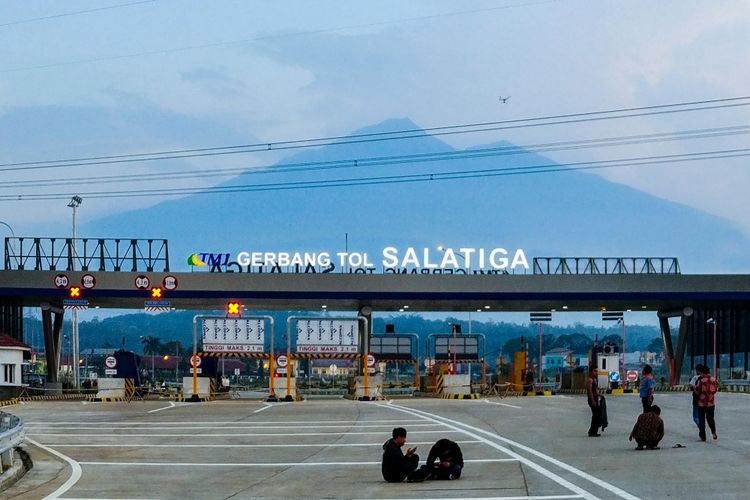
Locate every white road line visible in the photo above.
<box><xmin>483</xmin><ymin>399</ymin><xmax>522</xmax><ymax>409</ymax></box>
<box><xmin>253</xmin><ymin>403</ymin><xmax>273</xmax><ymax>413</ymax></box>
<box><xmin>24</xmin><ymin>418</ymin><xmax>428</xmax><ymax>425</ymax></box>
<box><xmin>386</xmin><ymin>403</ymin><xmax>640</xmax><ymax>500</ymax></box>
<box><xmin>26</xmin><ymin>438</ymin><xmax>82</xmax><ymax>500</ymax></box>
<box><xmin>147</xmin><ymin>401</ymin><xmax>177</xmax><ymax>414</ymax></box>
<box><xmin>28</xmin><ymin>429</ymin><xmax>461</xmax><ymax>438</ymax></box>
<box><xmin>383</xmin><ymin>404</ymin><xmax>598</xmax><ymax>500</ymax></box>
<box><xmin>26</xmin><ymin>423</ymin><xmax>442</xmax><ymax>431</ymax></box>
<box><xmin>43</xmin><ymin>440</ymin><xmax>483</xmax><ymax>448</ymax></box>
<box><xmin>374</xmin><ymin>495</ymin><xmax>583</xmax><ymax>500</ymax></box>
<box><xmin>76</xmin><ymin>458</ymin><xmax>517</xmax><ymax>467</ymax></box>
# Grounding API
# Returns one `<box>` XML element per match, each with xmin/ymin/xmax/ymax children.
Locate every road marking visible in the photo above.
<box><xmin>26</xmin><ymin>423</ymin><xmax>443</xmax><ymax>431</ymax></box>
<box><xmin>27</xmin><ymin>438</ymin><xmax>82</xmax><ymax>500</ymax></box>
<box><xmin>147</xmin><ymin>401</ymin><xmax>177</xmax><ymax>413</ymax></box>
<box><xmin>24</xmin><ymin>418</ymin><xmax>428</xmax><ymax>425</ymax></box>
<box><xmin>483</xmin><ymin>399</ymin><xmax>522</xmax><ymax>409</ymax></box>
<box><xmin>28</xmin><ymin>429</ymin><xmax>462</xmax><ymax>438</ymax></box>
<box><xmin>386</xmin><ymin>403</ymin><xmax>640</xmax><ymax>500</ymax></box>
<box><xmin>372</xmin><ymin>496</ymin><xmax>583</xmax><ymax>500</ymax></box>
<box><xmin>44</xmin><ymin>440</ymin><xmax>484</xmax><ymax>448</ymax></box>
<box><xmin>76</xmin><ymin>458</ymin><xmax>517</xmax><ymax>467</ymax></box>
<box><xmin>253</xmin><ymin>403</ymin><xmax>273</xmax><ymax>413</ymax></box>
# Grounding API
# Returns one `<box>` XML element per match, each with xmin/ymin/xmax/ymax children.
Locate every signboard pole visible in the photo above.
<box><xmin>286</xmin><ymin>318</ymin><xmax>293</xmax><ymax>401</ymax></box>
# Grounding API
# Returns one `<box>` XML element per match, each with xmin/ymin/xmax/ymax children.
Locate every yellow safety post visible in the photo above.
<box><xmin>414</xmin><ymin>360</ymin><xmax>420</xmax><ymax>389</ymax></box>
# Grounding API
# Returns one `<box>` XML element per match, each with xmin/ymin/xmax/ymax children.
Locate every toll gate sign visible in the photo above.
<box><xmin>202</xmin><ymin>318</ymin><xmax>265</xmax><ymax>352</ymax></box>
<box><xmin>295</xmin><ymin>319</ymin><xmax>359</xmax><ymax>353</ymax></box>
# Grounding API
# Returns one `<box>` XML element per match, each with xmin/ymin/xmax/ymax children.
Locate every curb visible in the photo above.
<box><xmin>440</xmin><ymin>394</ymin><xmax>481</xmax><ymax>400</ymax></box>
<box><xmin>522</xmin><ymin>391</ymin><xmax>556</xmax><ymax>397</ymax></box>
<box><xmin>0</xmin><ymin>398</ymin><xmax>19</xmax><ymax>408</ymax></box>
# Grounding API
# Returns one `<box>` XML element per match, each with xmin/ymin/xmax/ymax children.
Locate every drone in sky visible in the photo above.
<box><xmin>498</xmin><ymin>96</ymin><xmax>511</xmax><ymax>103</ymax></box>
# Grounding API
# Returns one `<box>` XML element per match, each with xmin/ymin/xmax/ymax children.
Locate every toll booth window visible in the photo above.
<box><xmin>602</xmin><ymin>359</ymin><xmax>607</xmax><ymax>369</ymax></box>
<box><xmin>3</xmin><ymin>364</ymin><xmax>14</xmax><ymax>384</ymax></box>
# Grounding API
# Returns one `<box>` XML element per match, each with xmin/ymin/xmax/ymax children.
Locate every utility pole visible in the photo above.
<box><xmin>67</xmin><ymin>196</ymin><xmax>82</xmax><ymax>389</ymax></box>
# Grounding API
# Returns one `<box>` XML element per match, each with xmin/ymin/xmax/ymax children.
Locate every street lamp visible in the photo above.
<box><xmin>67</xmin><ymin>196</ymin><xmax>82</xmax><ymax>389</ymax></box>
<box><xmin>707</xmin><ymin>318</ymin><xmax>717</xmax><ymax>377</ymax></box>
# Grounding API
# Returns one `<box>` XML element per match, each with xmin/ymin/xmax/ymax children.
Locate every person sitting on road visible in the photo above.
<box><xmin>412</xmin><ymin>438</ymin><xmax>464</xmax><ymax>480</ymax></box>
<box><xmin>382</xmin><ymin>427</ymin><xmax>419</xmax><ymax>482</ymax></box>
<box><xmin>629</xmin><ymin>404</ymin><xmax>665</xmax><ymax>450</ymax></box>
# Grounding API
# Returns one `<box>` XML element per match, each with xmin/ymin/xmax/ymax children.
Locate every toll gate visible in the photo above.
<box><xmin>2</xmin><ymin>236</ymin><xmax>750</xmax><ymax>388</ymax></box>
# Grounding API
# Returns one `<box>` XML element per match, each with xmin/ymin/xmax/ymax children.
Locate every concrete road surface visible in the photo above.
<box><xmin>3</xmin><ymin>391</ymin><xmax>750</xmax><ymax>499</ymax></box>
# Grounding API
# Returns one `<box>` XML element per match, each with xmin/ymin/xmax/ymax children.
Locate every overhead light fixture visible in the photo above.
<box><xmin>562</xmin><ymin>305</ymin><xmax>568</xmax><ymax>310</ymax></box>
<box><xmin>399</xmin><ymin>308</ymin><xmax>405</xmax><ymax>312</ymax></box>
<box><xmin>321</xmin><ymin>305</ymin><xmax>327</xmax><ymax>309</ymax></box>
<box><xmin>642</xmin><ymin>305</ymin><xmax>648</xmax><ymax>309</ymax></box>
<box><xmin>484</xmin><ymin>305</ymin><xmax>490</xmax><ymax>309</ymax></box>
<box><xmin>476</xmin><ymin>309</ymin><xmax>482</xmax><ymax>312</ymax></box>
<box><xmin>403</xmin><ymin>305</ymin><xmax>409</xmax><ymax>309</ymax></box>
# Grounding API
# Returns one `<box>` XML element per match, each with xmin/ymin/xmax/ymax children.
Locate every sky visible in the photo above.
<box><xmin>0</xmin><ymin>0</ymin><xmax>749</xmax><ymax>234</ymax></box>
<box><xmin>1</xmin><ymin>1</ymin><xmax>749</xmax><ymax>328</ymax></box>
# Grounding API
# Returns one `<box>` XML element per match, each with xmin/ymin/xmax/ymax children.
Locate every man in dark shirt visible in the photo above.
<box><xmin>629</xmin><ymin>405</ymin><xmax>665</xmax><ymax>450</ymax></box>
<box><xmin>381</xmin><ymin>427</ymin><xmax>419</xmax><ymax>482</ymax></box>
<box><xmin>424</xmin><ymin>438</ymin><xmax>464</xmax><ymax>480</ymax></box>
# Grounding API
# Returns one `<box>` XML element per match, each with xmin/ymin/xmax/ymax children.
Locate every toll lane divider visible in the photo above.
<box><xmin>0</xmin><ymin>398</ymin><xmax>19</xmax><ymax>408</ymax></box>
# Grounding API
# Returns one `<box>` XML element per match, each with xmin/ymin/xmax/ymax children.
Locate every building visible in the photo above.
<box><xmin>0</xmin><ymin>333</ymin><xmax>31</xmax><ymax>398</ymax></box>
<box><xmin>542</xmin><ymin>348</ymin><xmax>572</xmax><ymax>370</ymax></box>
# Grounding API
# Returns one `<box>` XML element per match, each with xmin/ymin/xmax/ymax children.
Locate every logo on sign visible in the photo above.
<box><xmin>81</xmin><ymin>274</ymin><xmax>96</xmax><ymax>289</ymax></box>
<box><xmin>104</xmin><ymin>356</ymin><xmax>117</xmax><ymax>369</ymax></box>
<box><xmin>277</xmin><ymin>355</ymin><xmax>288</xmax><ymax>368</ymax></box>
<box><xmin>163</xmin><ymin>275</ymin><xmax>178</xmax><ymax>290</ymax></box>
<box><xmin>134</xmin><ymin>275</ymin><xmax>150</xmax><ymax>289</ymax></box>
<box><xmin>54</xmin><ymin>274</ymin><xmax>69</xmax><ymax>289</ymax></box>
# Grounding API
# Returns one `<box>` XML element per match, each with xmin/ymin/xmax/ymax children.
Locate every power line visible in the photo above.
<box><xmin>3</xmin><ymin>147</ymin><xmax>747</xmax><ymax>201</ymax></box>
<box><xmin>3</xmin><ymin>124</ymin><xmax>749</xmax><ymax>189</ymax></box>
<box><xmin>0</xmin><ymin>1</ymin><xmax>157</xmax><ymax>28</ymax></box>
<box><xmin>2</xmin><ymin>95</ymin><xmax>749</xmax><ymax>173</ymax></box>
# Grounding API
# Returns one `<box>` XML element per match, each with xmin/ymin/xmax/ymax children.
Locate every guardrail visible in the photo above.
<box><xmin>0</xmin><ymin>411</ymin><xmax>24</xmax><ymax>472</ymax></box>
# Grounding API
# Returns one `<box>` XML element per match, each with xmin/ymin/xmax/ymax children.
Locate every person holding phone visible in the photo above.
<box><xmin>382</xmin><ymin>427</ymin><xmax>419</xmax><ymax>482</ymax></box>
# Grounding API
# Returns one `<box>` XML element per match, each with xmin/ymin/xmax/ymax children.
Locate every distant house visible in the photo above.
<box><xmin>0</xmin><ymin>333</ymin><xmax>31</xmax><ymax>399</ymax></box>
<box><xmin>542</xmin><ymin>348</ymin><xmax>572</xmax><ymax>370</ymax></box>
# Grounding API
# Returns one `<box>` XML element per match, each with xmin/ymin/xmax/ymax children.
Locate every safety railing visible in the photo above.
<box><xmin>0</xmin><ymin>411</ymin><xmax>24</xmax><ymax>471</ymax></box>
<box><xmin>532</xmin><ymin>257</ymin><xmax>680</xmax><ymax>275</ymax></box>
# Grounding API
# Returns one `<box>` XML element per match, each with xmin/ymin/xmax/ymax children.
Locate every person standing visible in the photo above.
<box><xmin>629</xmin><ymin>405</ymin><xmax>665</xmax><ymax>450</ymax></box>
<box><xmin>694</xmin><ymin>364</ymin><xmax>719</xmax><ymax>442</ymax></box>
<box><xmin>688</xmin><ymin>364</ymin><xmax>705</xmax><ymax>428</ymax></box>
<box><xmin>639</xmin><ymin>364</ymin><xmax>655</xmax><ymax>413</ymax></box>
<box><xmin>382</xmin><ymin>427</ymin><xmax>419</xmax><ymax>482</ymax></box>
<box><xmin>587</xmin><ymin>365</ymin><xmax>603</xmax><ymax>437</ymax></box>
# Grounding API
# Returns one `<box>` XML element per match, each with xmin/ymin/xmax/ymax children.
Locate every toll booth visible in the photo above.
<box><xmin>287</xmin><ymin>316</ymin><xmax>370</xmax><ymax>401</ymax></box>
<box><xmin>370</xmin><ymin>332</ymin><xmax>419</xmax><ymax>396</ymax></box>
<box><xmin>95</xmin><ymin>350</ymin><xmax>141</xmax><ymax>400</ymax></box>
<box><xmin>427</xmin><ymin>329</ymin><xmax>486</xmax><ymax>398</ymax></box>
<box><xmin>594</xmin><ymin>343</ymin><xmax>620</xmax><ymax>390</ymax></box>
<box><xmin>189</xmin><ymin>314</ymin><xmax>274</xmax><ymax>402</ymax></box>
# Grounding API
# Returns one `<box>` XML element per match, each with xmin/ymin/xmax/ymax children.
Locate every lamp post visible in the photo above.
<box><xmin>707</xmin><ymin>318</ymin><xmax>717</xmax><ymax>377</ymax></box>
<box><xmin>67</xmin><ymin>196</ymin><xmax>82</xmax><ymax>389</ymax></box>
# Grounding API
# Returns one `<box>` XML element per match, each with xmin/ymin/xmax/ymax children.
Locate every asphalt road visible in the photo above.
<box><xmin>4</xmin><ymin>391</ymin><xmax>750</xmax><ymax>499</ymax></box>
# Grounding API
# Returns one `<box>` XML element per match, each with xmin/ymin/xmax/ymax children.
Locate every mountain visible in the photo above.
<box><xmin>87</xmin><ymin>118</ymin><xmax>750</xmax><ymax>274</ymax></box>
